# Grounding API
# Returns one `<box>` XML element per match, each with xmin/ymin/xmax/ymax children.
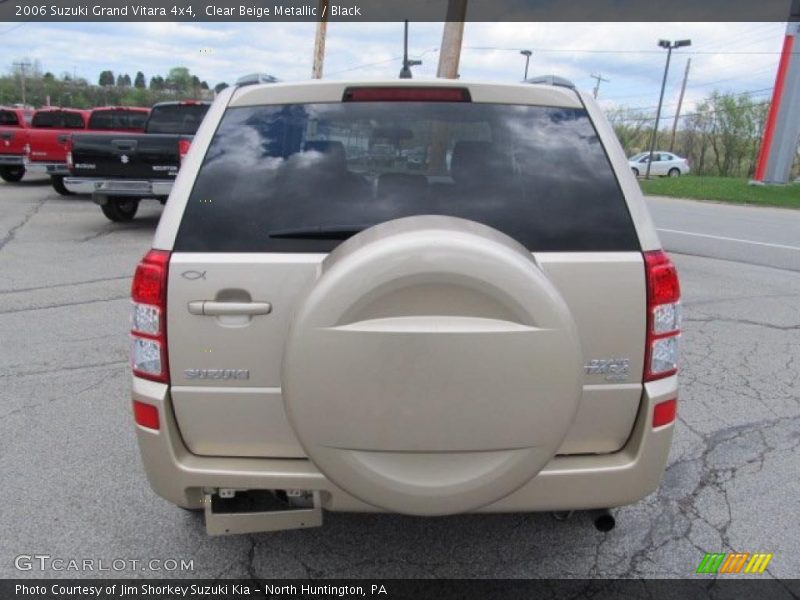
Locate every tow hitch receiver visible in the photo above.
<box><xmin>203</xmin><ymin>490</ymin><xmax>322</xmax><ymax>536</ymax></box>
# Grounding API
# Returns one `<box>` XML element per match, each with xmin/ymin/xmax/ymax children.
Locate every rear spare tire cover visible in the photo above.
<box><xmin>283</xmin><ymin>216</ymin><xmax>583</xmax><ymax>515</ymax></box>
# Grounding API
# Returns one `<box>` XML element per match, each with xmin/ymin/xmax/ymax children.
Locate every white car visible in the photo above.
<box><xmin>629</xmin><ymin>151</ymin><xmax>690</xmax><ymax>177</ymax></box>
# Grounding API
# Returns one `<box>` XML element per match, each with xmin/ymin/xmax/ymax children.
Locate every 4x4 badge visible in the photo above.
<box><xmin>584</xmin><ymin>358</ymin><xmax>630</xmax><ymax>381</ymax></box>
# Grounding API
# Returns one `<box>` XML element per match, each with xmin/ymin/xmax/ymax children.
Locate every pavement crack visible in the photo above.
<box><xmin>245</xmin><ymin>535</ymin><xmax>259</xmax><ymax>581</ymax></box>
<box><xmin>0</xmin><ymin>196</ymin><xmax>47</xmax><ymax>252</ymax></box>
<box><xmin>0</xmin><ymin>275</ymin><xmax>130</xmax><ymax>295</ymax></box>
<box><xmin>0</xmin><ymin>294</ymin><xmax>129</xmax><ymax>315</ymax></box>
<box><xmin>0</xmin><ymin>359</ymin><xmax>127</xmax><ymax>379</ymax></box>
<box><xmin>685</xmin><ymin>316</ymin><xmax>800</xmax><ymax>331</ymax></box>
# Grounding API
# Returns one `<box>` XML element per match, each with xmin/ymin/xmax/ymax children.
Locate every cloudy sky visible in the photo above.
<box><xmin>1</xmin><ymin>21</ymin><xmax>788</xmax><ymax>114</ymax></box>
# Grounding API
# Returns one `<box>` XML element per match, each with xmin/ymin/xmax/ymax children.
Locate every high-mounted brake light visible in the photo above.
<box><xmin>343</xmin><ymin>87</ymin><xmax>471</xmax><ymax>102</ymax></box>
<box><xmin>644</xmin><ymin>250</ymin><xmax>681</xmax><ymax>381</ymax></box>
<box><xmin>178</xmin><ymin>139</ymin><xmax>191</xmax><ymax>162</ymax></box>
<box><xmin>131</xmin><ymin>250</ymin><xmax>170</xmax><ymax>383</ymax></box>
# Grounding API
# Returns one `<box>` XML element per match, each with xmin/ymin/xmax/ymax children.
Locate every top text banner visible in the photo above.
<box><xmin>1</xmin><ymin>0</ymin><xmax>799</xmax><ymax>22</ymax></box>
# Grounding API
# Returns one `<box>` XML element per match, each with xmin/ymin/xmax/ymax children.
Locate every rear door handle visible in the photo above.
<box><xmin>112</xmin><ymin>140</ymin><xmax>137</xmax><ymax>151</ymax></box>
<box><xmin>188</xmin><ymin>301</ymin><xmax>272</xmax><ymax>316</ymax></box>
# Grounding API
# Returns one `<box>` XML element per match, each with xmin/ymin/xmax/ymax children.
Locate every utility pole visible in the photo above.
<box><xmin>669</xmin><ymin>58</ymin><xmax>691</xmax><ymax>152</ymax></box>
<box><xmin>436</xmin><ymin>0</ymin><xmax>467</xmax><ymax>79</ymax></box>
<box><xmin>429</xmin><ymin>1</ymin><xmax>467</xmax><ymax>173</ymax></box>
<box><xmin>399</xmin><ymin>20</ymin><xmax>422</xmax><ymax>78</ymax></box>
<box><xmin>754</xmin><ymin>19</ymin><xmax>800</xmax><ymax>184</ymax></box>
<box><xmin>520</xmin><ymin>50</ymin><xmax>532</xmax><ymax>80</ymax></box>
<box><xmin>12</xmin><ymin>60</ymin><xmax>31</xmax><ymax>106</ymax></box>
<box><xmin>311</xmin><ymin>0</ymin><xmax>329</xmax><ymax>79</ymax></box>
<box><xmin>646</xmin><ymin>39</ymin><xmax>691</xmax><ymax>179</ymax></box>
<box><xmin>591</xmin><ymin>73</ymin><xmax>610</xmax><ymax>99</ymax></box>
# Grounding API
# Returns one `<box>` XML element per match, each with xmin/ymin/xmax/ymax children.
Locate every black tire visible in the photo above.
<box><xmin>632</xmin><ymin>167</ymin><xmax>639</xmax><ymax>177</ymax></box>
<box><xmin>668</xmin><ymin>168</ymin><xmax>681</xmax><ymax>177</ymax></box>
<box><xmin>51</xmin><ymin>175</ymin><xmax>74</xmax><ymax>196</ymax></box>
<box><xmin>0</xmin><ymin>166</ymin><xmax>25</xmax><ymax>182</ymax></box>
<box><xmin>101</xmin><ymin>198</ymin><xmax>139</xmax><ymax>222</ymax></box>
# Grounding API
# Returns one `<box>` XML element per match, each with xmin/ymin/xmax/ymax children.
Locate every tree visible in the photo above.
<box><xmin>149</xmin><ymin>75</ymin><xmax>165</xmax><ymax>91</ymax></box>
<box><xmin>200</xmin><ymin>80</ymin><xmax>209</xmax><ymax>90</ymax></box>
<box><xmin>98</xmin><ymin>70</ymin><xmax>115</xmax><ymax>86</ymax></box>
<box><xmin>214</xmin><ymin>82</ymin><xmax>229</xmax><ymax>93</ymax></box>
<box><xmin>607</xmin><ymin>107</ymin><xmax>653</xmax><ymax>155</ymax></box>
<box><xmin>116</xmin><ymin>74</ymin><xmax>125</xmax><ymax>87</ymax></box>
<box><xmin>166</xmin><ymin>66</ymin><xmax>192</xmax><ymax>94</ymax></box>
<box><xmin>134</xmin><ymin>71</ymin><xmax>146</xmax><ymax>89</ymax></box>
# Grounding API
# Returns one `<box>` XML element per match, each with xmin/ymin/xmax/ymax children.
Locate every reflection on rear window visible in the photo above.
<box><xmin>175</xmin><ymin>103</ymin><xmax>639</xmax><ymax>253</ymax></box>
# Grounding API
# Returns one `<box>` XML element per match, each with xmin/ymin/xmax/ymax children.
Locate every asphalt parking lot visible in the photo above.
<box><xmin>1</xmin><ymin>176</ymin><xmax>799</xmax><ymax>580</ymax></box>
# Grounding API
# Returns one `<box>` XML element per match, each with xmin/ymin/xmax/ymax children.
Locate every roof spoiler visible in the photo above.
<box><xmin>235</xmin><ymin>73</ymin><xmax>280</xmax><ymax>87</ymax></box>
<box><xmin>524</xmin><ymin>75</ymin><xmax>576</xmax><ymax>89</ymax></box>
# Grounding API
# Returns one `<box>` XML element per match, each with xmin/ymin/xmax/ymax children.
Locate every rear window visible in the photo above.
<box><xmin>89</xmin><ymin>109</ymin><xmax>148</xmax><ymax>130</ymax></box>
<box><xmin>146</xmin><ymin>104</ymin><xmax>209</xmax><ymax>134</ymax></box>
<box><xmin>32</xmin><ymin>111</ymin><xmax>85</xmax><ymax>129</ymax></box>
<box><xmin>175</xmin><ymin>102</ymin><xmax>639</xmax><ymax>253</ymax></box>
<box><xmin>0</xmin><ymin>110</ymin><xmax>19</xmax><ymax>126</ymax></box>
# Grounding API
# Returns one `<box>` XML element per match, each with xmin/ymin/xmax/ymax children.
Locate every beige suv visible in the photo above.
<box><xmin>129</xmin><ymin>79</ymin><xmax>680</xmax><ymax>535</ymax></box>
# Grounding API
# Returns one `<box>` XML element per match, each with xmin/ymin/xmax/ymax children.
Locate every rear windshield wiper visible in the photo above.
<box><xmin>267</xmin><ymin>224</ymin><xmax>373</xmax><ymax>240</ymax></box>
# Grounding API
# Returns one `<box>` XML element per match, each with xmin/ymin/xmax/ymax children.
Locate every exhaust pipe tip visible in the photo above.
<box><xmin>591</xmin><ymin>509</ymin><xmax>616</xmax><ymax>532</ymax></box>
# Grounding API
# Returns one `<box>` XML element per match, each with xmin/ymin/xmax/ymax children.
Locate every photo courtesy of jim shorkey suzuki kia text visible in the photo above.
<box><xmin>14</xmin><ymin>584</ymin><xmax>388</xmax><ymax>596</ymax></box>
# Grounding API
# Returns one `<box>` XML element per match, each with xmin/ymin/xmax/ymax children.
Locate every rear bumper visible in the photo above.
<box><xmin>134</xmin><ymin>375</ymin><xmax>678</xmax><ymax>516</ymax></box>
<box><xmin>64</xmin><ymin>177</ymin><xmax>173</xmax><ymax>198</ymax></box>
<box><xmin>0</xmin><ymin>154</ymin><xmax>24</xmax><ymax>166</ymax></box>
<box><xmin>24</xmin><ymin>160</ymin><xmax>68</xmax><ymax>175</ymax></box>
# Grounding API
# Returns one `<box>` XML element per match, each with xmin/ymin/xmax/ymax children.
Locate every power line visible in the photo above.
<box><xmin>605</xmin><ymin>87</ymin><xmax>774</xmax><ymax>116</ymax></box>
<box><xmin>612</xmin><ymin>100</ymin><xmax>772</xmax><ymax>124</ymax></box>
<box><xmin>463</xmin><ymin>45</ymin><xmax>796</xmax><ymax>56</ymax></box>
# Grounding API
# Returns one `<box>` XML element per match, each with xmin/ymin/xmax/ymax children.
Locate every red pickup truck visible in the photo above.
<box><xmin>24</xmin><ymin>106</ymin><xmax>149</xmax><ymax>195</ymax></box>
<box><xmin>0</xmin><ymin>107</ymin><xmax>34</xmax><ymax>182</ymax></box>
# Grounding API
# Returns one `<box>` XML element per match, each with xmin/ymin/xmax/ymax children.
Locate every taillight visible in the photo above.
<box><xmin>343</xmin><ymin>87</ymin><xmax>472</xmax><ymax>102</ymax></box>
<box><xmin>23</xmin><ymin>143</ymin><xmax>30</xmax><ymax>157</ymax></box>
<box><xmin>131</xmin><ymin>250</ymin><xmax>170</xmax><ymax>384</ymax></box>
<box><xmin>644</xmin><ymin>250</ymin><xmax>681</xmax><ymax>382</ymax></box>
<box><xmin>178</xmin><ymin>139</ymin><xmax>191</xmax><ymax>162</ymax></box>
<box><xmin>65</xmin><ymin>136</ymin><xmax>73</xmax><ymax>169</ymax></box>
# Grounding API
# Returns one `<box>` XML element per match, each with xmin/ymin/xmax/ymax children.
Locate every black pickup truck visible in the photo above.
<box><xmin>65</xmin><ymin>100</ymin><xmax>211</xmax><ymax>222</ymax></box>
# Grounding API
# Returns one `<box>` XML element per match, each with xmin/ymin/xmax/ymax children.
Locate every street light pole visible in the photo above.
<box><xmin>520</xmin><ymin>50</ymin><xmax>532</xmax><ymax>80</ymax></box>
<box><xmin>645</xmin><ymin>39</ymin><xmax>691</xmax><ymax>179</ymax></box>
<box><xmin>12</xmin><ymin>60</ymin><xmax>31</xmax><ymax>106</ymax></box>
<box><xmin>400</xmin><ymin>20</ymin><xmax>422</xmax><ymax>79</ymax></box>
